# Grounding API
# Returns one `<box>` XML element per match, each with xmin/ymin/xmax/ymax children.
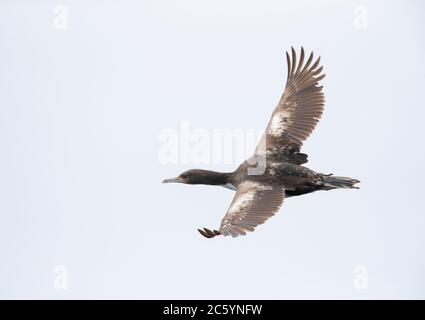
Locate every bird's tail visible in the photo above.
<box><xmin>321</xmin><ymin>174</ymin><xmax>360</xmax><ymax>190</ymax></box>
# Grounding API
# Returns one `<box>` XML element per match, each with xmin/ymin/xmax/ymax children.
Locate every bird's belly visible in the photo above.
<box><xmin>266</xmin><ymin>163</ymin><xmax>317</xmax><ymax>189</ymax></box>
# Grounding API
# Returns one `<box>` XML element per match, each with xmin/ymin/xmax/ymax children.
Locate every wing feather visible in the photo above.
<box><xmin>256</xmin><ymin>47</ymin><xmax>326</xmax><ymax>153</ymax></box>
<box><xmin>220</xmin><ymin>182</ymin><xmax>284</xmax><ymax>238</ymax></box>
<box><xmin>197</xmin><ymin>182</ymin><xmax>284</xmax><ymax>238</ymax></box>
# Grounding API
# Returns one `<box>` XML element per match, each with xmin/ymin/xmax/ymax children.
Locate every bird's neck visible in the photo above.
<box><xmin>193</xmin><ymin>170</ymin><xmax>232</xmax><ymax>186</ymax></box>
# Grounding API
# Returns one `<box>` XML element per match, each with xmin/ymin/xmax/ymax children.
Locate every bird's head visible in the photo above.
<box><xmin>162</xmin><ymin>169</ymin><xmax>229</xmax><ymax>186</ymax></box>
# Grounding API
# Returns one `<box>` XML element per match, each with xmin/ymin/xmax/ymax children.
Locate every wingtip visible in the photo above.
<box><xmin>198</xmin><ymin>227</ymin><xmax>221</xmax><ymax>239</ymax></box>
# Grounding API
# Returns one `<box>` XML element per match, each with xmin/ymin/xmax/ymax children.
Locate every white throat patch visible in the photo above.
<box><xmin>222</xmin><ymin>183</ymin><xmax>237</xmax><ymax>191</ymax></box>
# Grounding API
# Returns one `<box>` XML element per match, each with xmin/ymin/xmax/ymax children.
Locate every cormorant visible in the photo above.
<box><xmin>163</xmin><ymin>47</ymin><xmax>359</xmax><ymax>238</ymax></box>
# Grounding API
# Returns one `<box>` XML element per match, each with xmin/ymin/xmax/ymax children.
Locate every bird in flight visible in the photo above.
<box><xmin>163</xmin><ymin>47</ymin><xmax>359</xmax><ymax>238</ymax></box>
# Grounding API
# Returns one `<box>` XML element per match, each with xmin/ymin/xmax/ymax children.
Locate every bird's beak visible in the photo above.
<box><xmin>162</xmin><ymin>177</ymin><xmax>184</xmax><ymax>184</ymax></box>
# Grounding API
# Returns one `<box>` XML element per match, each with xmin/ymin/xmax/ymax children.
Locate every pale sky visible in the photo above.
<box><xmin>1</xmin><ymin>0</ymin><xmax>424</xmax><ymax>299</ymax></box>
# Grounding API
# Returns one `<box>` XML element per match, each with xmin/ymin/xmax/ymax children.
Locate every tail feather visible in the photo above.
<box><xmin>322</xmin><ymin>174</ymin><xmax>360</xmax><ymax>190</ymax></box>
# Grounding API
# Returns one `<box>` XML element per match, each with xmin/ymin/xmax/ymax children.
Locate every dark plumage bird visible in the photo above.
<box><xmin>163</xmin><ymin>47</ymin><xmax>359</xmax><ymax>238</ymax></box>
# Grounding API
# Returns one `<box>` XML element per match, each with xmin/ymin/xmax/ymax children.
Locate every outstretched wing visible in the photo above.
<box><xmin>198</xmin><ymin>181</ymin><xmax>284</xmax><ymax>238</ymax></box>
<box><xmin>256</xmin><ymin>47</ymin><xmax>325</xmax><ymax>155</ymax></box>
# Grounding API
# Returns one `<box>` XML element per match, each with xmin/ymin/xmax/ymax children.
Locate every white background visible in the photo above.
<box><xmin>1</xmin><ymin>0</ymin><xmax>424</xmax><ymax>299</ymax></box>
